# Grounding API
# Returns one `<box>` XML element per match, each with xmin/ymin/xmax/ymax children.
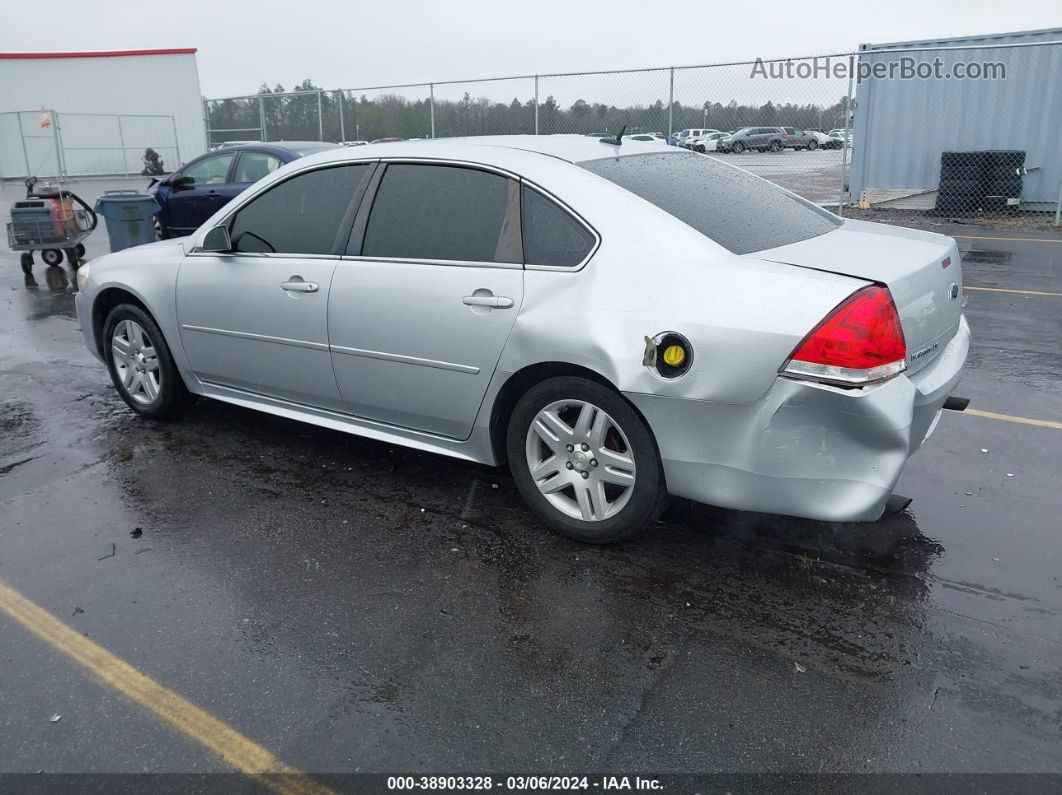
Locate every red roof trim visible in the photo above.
<box><xmin>0</xmin><ymin>48</ymin><xmax>197</xmax><ymax>60</ymax></box>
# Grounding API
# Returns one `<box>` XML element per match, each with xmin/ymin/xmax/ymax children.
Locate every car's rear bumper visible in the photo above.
<box><xmin>625</xmin><ymin>315</ymin><xmax>970</xmax><ymax>522</ymax></box>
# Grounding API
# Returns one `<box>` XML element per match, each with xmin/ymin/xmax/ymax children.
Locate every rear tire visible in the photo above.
<box><xmin>506</xmin><ymin>377</ymin><xmax>668</xmax><ymax>544</ymax></box>
<box><xmin>103</xmin><ymin>304</ymin><xmax>194</xmax><ymax>420</ymax></box>
<box><xmin>807</xmin><ymin>139</ymin><xmax>818</xmax><ymax>151</ymax></box>
<box><xmin>770</xmin><ymin>140</ymin><xmax>783</xmax><ymax>152</ymax></box>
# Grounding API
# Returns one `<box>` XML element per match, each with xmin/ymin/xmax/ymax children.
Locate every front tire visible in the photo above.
<box><xmin>807</xmin><ymin>138</ymin><xmax>818</xmax><ymax>151</ymax></box>
<box><xmin>731</xmin><ymin>141</ymin><xmax>745</xmax><ymax>154</ymax></box>
<box><xmin>506</xmin><ymin>377</ymin><xmax>667</xmax><ymax>543</ymax></box>
<box><xmin>103</xmin><ymin>304</ymin><xmax>193</xmax><ymax>419</ymax></box>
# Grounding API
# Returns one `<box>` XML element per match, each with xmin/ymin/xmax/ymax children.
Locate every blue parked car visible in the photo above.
<box><xmin>149</xmin><ymin>141</ymin><xmax>339</xmax><ymax>239</ymax></box>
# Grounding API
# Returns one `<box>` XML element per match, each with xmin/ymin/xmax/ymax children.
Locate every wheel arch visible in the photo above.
<box><xmin>91</xmin><ymin>287</ymin><xmax>154</xmax><ymax>359</ymax></box>
<box><xmin>487</xmin><ymin>361</ymin><xmax>655</xmax><ymax>467</ymax></box>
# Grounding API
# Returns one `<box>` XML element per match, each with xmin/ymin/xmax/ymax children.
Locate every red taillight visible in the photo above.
<box><xmin>782</xmin><ymin>285</ymin><xmax>907</xmax><ymax>386</ymax></box>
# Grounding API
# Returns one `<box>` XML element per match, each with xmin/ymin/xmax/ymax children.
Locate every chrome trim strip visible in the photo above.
<box><xmin>329</xmin><ymin>344</ymin><xmax>480</xmax><ymax>374</ymax></box>
<box><xmin>185</xmin><ymin>251</ymin><xmax>338</xmax><ymax>261</ymax></box>
<box><xmin>180</xmin><ymin>324</ymin><xmax>329</xmax><ymax>352</ymax></box>
<box><xmin>188</xmin><ymin>155</ymin><xmax>601</xmax><ymax>272</ymax></box>
<box><xmin>338</xmin><ymin>255</ymin><xmax>521</xmax><ymax>270</ymax></box>
<box><xmin>379</xmin><ymin>156</ymin><xmax>523</xmax><ymax>182</ymax></box>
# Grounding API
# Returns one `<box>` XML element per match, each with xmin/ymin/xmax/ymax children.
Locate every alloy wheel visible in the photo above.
<box><xmin>524</xmin><ymin>399</ymin><xmax>637</xmax><ymax>522</ymax></box>
<box><xmin>111</xmin><ymin>319</ymin><xmax>161</xmax><ymax>405</ymax></box>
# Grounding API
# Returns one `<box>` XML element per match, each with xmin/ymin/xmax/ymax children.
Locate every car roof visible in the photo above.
<box><xmin>290</xmin><ymin>134</ymin><xmax>680</xmax><ymax>168</ymax></box>
<box><xmin>216</xmin><ymin>141</ymin><xmax>339</xmax><ymax>153</ymax></box>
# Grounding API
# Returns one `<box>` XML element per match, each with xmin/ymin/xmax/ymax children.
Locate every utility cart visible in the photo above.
<box><xmin>7</xmin><ymin>177</ymin><xmax>97</xmax><ymax>274</ymax></box>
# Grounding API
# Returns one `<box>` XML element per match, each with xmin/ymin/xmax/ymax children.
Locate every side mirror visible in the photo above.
<box><xmin>171</xmin><ymin>175</ymin><xmax>193</xmax><ymax>191</ymax></box>
<box><xmin>201</xmin><ymin>225</ymin><xmax>232</xmax><ymax>253</ymax></box>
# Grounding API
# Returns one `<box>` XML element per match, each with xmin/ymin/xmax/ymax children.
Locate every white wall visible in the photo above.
<box><xmin>0</xmin><ymin>51</ymin><xmax>207</xmax><ymax>178</ymax></box>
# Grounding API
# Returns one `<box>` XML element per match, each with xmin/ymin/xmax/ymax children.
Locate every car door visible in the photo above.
<box><xmin>329</xmin><ymin>162</ymin><xmax>526</xmax><ymax>440</ymax></box>
<box><xmin>167</xmin><ymin>151</ymin><xmax>236</xmax><ymax>234</ymax></box>
<box><xmin>176</xmin><ymin>162</ymin><xmax>374</xmax><ymax>410</ymax></box>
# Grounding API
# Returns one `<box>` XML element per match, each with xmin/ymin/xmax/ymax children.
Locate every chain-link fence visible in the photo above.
<box><xmin>201</xmin><ymin>37</ymin><xmax>1061</xmax><ymax>222</ymax></box>
<box><xmin>0</xmin><ymin>111</ymin><xmax>180</xmax><ymax>180</ymax></box>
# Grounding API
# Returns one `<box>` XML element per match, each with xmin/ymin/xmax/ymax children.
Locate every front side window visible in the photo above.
<box><xmin>229</xmin><ymin>164</ymin><xmax>368</xmax><ymax>255</ymax></box>
<box><xmin>580</xmin><ymin>151</ymin><xmax>839</xmax><ymax>255</ymax></box>
<box><xmin>181</xmin><ymin>153</ymin><xmax>234</xmax><ymax>186</ymax></box>
<box><xmin>360</xmin><ymin>164</ymin><xmax>521</xmax><ymax>263</ymax></box>
<box><xmin>521</xmin><ymin>186</ymin><xmax>595</xmax><ymax>268</ymax></box>
<box><xmin>233</xmin><ymin>152</ymin><xmax>281</xmax><ymax>183</ymax></box>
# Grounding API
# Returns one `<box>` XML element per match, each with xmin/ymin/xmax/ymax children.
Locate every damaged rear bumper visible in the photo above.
<box><xmin>625</xmin><ymin>316</ymin><xmax>970</xmax><ymax>522</ymax></box>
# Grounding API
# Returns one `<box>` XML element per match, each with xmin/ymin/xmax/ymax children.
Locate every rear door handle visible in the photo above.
<box><xmin>462</xmin><ymin>294</ymin><xmax>514</xmax><ymax>309</ymax></box>
<box><xmin>281</xmin><ymin>280</ymin><xmax>319</xmax><ymax>293</ymax></box>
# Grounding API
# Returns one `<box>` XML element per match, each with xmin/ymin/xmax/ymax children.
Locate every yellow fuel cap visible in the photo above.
<box><xmin>661</xmin><ymin>344</ymin><xmax>686</xmax><ymax>367</ymax></box>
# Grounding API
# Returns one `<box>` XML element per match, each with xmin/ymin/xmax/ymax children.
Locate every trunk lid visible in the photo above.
<box><xmin>753</xmin><ymin>219</ymin><xmax>964</xmax><ymax>373</ymax></box>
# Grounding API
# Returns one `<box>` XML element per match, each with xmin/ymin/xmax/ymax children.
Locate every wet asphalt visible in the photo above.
<box><xmin>0</xmin><ymin>180</ymin><xmax>1060</xmax><ymax>776</ymax></box>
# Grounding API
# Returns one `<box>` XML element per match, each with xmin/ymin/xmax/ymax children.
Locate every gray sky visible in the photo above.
<box><xmin>3</xmin><ymin>0</ymin><xmax>1059</xmax><ymax>98</ymax></box>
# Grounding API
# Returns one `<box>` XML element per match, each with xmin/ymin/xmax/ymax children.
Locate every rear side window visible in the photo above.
<box><xmin>230</xmin><ymin>164</ymin><xmax>368</xmax><ymax>255</ymax></box>
<box><xmin>580</xmin><ymin>151</ymin><xmax>839</xmax><ymax>254</ymax></box>
<box><xmin>233</xmin><ymin>152</ymin><xmax>281</xmax><ymax>183</ymax></box>
<box><xmin>521</xmin><ymin>186</ymin><xmax>595</xmax><ymax>268</ymax></box>
<box><xmin>362</xmin><ymin>164</ymin><xmax>521</xmax><ymax>263</ymax></box>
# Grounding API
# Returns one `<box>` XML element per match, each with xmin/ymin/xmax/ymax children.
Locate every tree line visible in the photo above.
<box><xmin>204</xmin><ymin>79</ymin><xmax>854</xmax><ymax>143</ymax></box>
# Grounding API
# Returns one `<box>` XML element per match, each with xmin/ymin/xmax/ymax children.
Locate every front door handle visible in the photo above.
<box><xmin>462</xmin><ymin>294</ymin><xmax>514</xmax><ymax>309</ymax></box>
<box><xmin>281</xmin><ymin>279</ymin><xmax>319</xmax><ymax>293</ymax></box>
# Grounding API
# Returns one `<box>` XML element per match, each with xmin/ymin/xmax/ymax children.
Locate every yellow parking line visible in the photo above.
<box><xmin>0</xmin><ymin>578</ymin><xmax>333</xmax><ymax>795</ymax></box>
<box><xmin>953</xmin><ymin>235</ymin><xmax>1062</xmax><ymax>243</ymax></box>
<box><xmin>963</xmin><ymin>408</ymin><xmax>1062</xmax><ymax>431</ymax></box>
<box><xmin>965</xmin><ymin>285</ymin><xmax>1062</xmax><ymax>297</ymax></box>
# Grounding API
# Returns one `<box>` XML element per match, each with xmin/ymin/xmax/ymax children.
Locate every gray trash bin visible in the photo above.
<box><xmin>94</xmin><ymin>191</ymin><xmax>160</xmax><ymax>252</ymax></box>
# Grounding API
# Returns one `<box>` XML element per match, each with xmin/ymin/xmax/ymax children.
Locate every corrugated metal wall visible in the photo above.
<box><xmin>849</xmin><ymin>29</ymin><xmax>1062</xmax><ymax>210</ymax></box>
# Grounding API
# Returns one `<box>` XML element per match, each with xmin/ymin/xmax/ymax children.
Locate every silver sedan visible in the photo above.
<box><xmin>75</xmin><ymin>136</ymin><xmax>969</xmax><ymax>543</ymax></box>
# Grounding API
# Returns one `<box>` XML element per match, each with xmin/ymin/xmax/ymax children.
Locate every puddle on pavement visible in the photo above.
<box><xmin>961</xmin><ymin>248</ymin><xmax>1013</xmax><ymax>265</ymax></box>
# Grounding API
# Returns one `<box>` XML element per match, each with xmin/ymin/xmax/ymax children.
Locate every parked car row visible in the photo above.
<box><xmin>677</xmin><ymin>127</ymin><xmax>850</xmax><ymax>154</ymax></box>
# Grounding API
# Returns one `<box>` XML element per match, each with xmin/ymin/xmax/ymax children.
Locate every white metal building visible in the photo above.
<box><xmin>0</xmin><ymin>48</ymin><xmax>207</xmax><ymax>178</ymax></box>
<box><xmin>848</xmin><ymin>28</ymin><xmax>1062</xmax><ymax>212</ymax></box>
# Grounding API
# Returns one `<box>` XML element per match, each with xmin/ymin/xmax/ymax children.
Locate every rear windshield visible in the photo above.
<box><xmin>579</xmin><ymin>151</ymin><xmax>839</xmax><ymax>254</ymax></box>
